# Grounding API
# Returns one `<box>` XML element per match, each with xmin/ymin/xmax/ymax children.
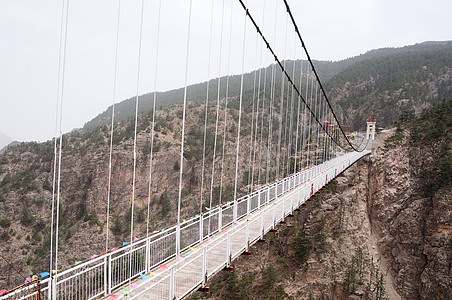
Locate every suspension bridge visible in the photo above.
<box><xmin>1</xmin><ymin>0</ymin><xmax>374</xmax><ymax>299</ymax></box>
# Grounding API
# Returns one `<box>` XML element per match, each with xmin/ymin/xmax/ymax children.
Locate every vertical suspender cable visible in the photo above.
<box><xmin>322</xmin><ymin>92</ymin><xmax>327</xmax><ymax>166</ymax></box>
<box><xmin>219</xmin><ymin>0</ymin><xmax>234</xmax><ymax>203</ymax></box>
<box><xmin>311</xmin><ymin>82</ymin><xmax>317</xmax><ymax>169</ymax></box>
<box><xmin>210</xmin><ymin>0</ymin><xmax>225</xmax><ymax>207</ymax></box>
<box><xmin>257</xmin><ymin>60</ymin><xmax>268</xmax><ymax>185</ymax></box>
<box><xmin>287</xmin><ymin>57</ymin><xmax>296</xmax><ymax>175</ymax></box>
<box><xmin>313</xmin><ymin>83</ymin><xmax>320</xmax><ymax>170</ymax></box>
<box><xmin>306</xmin><ymin>74</ymin><xmax>314</xmax><ymax>171</ymax></box>
<box><xmin>266</xmin><ymin>0</ymin><xmax>278</xmax><ymax>183</ymax></box>
<box><xmin>276</xmin><ymin>12</ymin><xmax>289</xmax><ymax>180</ymax></box>
<box><xmin>130</xmin><ymin>0</ymin><xmax>145</xmax><ymax>246</ymax></box>
<box><xmin>129</xmin><ymin>0</ymin><xmax>145</xmax><ymax>285</ymax></box>
<box><xmin>177</xmin><ymin>0</ymin><xmax>193</xmax><ymax>225</ymax></box>
<box><xmin>54</xmin><ymin>0</ymin><xmax>70</xmax><ymax>289</ymax></box>
<box><xmin>247</xmin><ymin>45</ymin><xmax>258</xmax><ymax>192</ymax></box>
<box><xmin>233</xmin><ymin>0</ymin><xmax>248</xmax><ymax>211</ymax></box>
<box><xmin>105</xmin><ymin>0</ymin><xmax>121</xmax><ymax>252</ymax></box>
<box><xmin>293</xmin><ymin>55</ymin><xmax>303</xmax><ymax>174</ymax></box>
<box><xmin>251</xmin><ymin>0</ymin><xmax>266</xmax><ymax>190</ymax></box>
<box><xmin>146</xmin><ymin>0</ymin><xmax>162</xmax><ymax>237</ymax></box>
<box><xmin>49</xmin><ymin>0</ymin><xmax>65</xmax><ymax>290</ymax></box>
<box><xmin>200</xmin><ymin>0</ymin><xmax>215</xmax><ymax>213</ymax></box>
<box><xmin>302</xmin><ymin>64</ymin><xmax>309</xmax><ymax>171</ymax></box>
<box><xmin>315</xmin><ymin>85</ymin><xmax>322</xmax><ymax>169</ymax></box>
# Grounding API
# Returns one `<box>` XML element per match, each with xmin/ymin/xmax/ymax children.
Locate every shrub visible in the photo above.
<box><xmin>293</xmin><ymin>230</ymin><xmax>312</xmax><ymax>261</ymax></box>
<box><xmin>0</xmin><ymin>218</ymin><xmax>11</xmax><ymax>228</ymax></box>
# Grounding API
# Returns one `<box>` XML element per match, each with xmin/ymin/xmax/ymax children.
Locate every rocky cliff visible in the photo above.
<box><xmin>196</xmin><ymin>115</ymin><xmax>451</xmax><ymax>299</ymax></box>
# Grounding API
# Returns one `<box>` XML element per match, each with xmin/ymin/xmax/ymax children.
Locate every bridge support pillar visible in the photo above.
<box><xmin>366</xmin><ymin>121</ymin><xmax>376</xmax><ymax>140</ymax></box>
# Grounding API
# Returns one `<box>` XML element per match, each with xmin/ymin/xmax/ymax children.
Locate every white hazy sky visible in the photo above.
<box><xmin>0</xmin><ymin>0</ymin><xmax>451</xmax><ymax>142</ymax></box>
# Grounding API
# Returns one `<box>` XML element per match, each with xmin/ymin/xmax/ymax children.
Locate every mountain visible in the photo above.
<box><xmin>1</xmin><ymin>40</ymin><xmax>451</xmax><ymax>291</ymax></box>
<box><xmin>84</xmin><ymin>41</ymin><xmax>452</xmax><ymax>132</ymax></box>
<box><xmin>325</xmin><ymin>41</ymin><xmax>452</xmax><ymax>130</ymax></box>
<box><xmin>0</xmin><ymin>133</ymin><xmax>13</xmax><ymax>152</ymax></box>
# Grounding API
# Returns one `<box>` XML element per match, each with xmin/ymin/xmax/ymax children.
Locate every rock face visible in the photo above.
<box><xmin>0</xmin><ymin>102</ymin><xmax>283</xmax><ymax>289</ymax></box>
<box><xmin>368</xmin><ymin>141</ymin><xmax>451</xmax><ymax>298</ymax></box>
<box><xmin>202</xmin><ymin>131</ymin><xmax>451</xmax><ymax>299</ymax></box>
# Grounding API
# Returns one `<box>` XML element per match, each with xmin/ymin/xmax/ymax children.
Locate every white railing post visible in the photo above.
<box><xmin>290</xmin><ymin>192</ymin><xmax>293</xmax><ymax>215</ymax></box>
<box><xmin>282</xmin><ymin>198</ymin><xmax>285</xmax><ymax>221</ymax></box>
<box><xmin>202</xmin><ymin>247</ymin><xmax>207</xmax><ymax>286</ymax></box>
<box><xmin>247</xmin><ymin>194</ymin><xmax>250</xmax><ymax>215</ymax></box>
<box><xmin>52</xmin><ymin>276</ymin><xmax>56</xmax><ymax>300</ymax></box>
<box><xmin>226</xmin><ymin>231</ymin><xmax>231</xmax><ymax>267</ymax></box>
<box><xmin>49</xmin><ymin>277</ymin><xmax>54</xmax><ymax>300</ymax></box>
<box><xmin>199</xmin><ymin>215</ymin><xmax>204</xmax><ymax>242</ymax></box>
<box><xmin>272</xmin><ymin>204</ymin><xmax>276</xmax><ymax>229</ymax></box>
<box><xmin>260</xmin><ymin>214</ymin><xmax>264</xmax><ymax>240</ymax></box>
<box><xmin>103</xmin><ymin>256</ymin><xmax>108</xmax><ymax>297</ymax></box>
<box><xmin>169</xmin><ymin>267</ymin><xmax>175</xmax><ymax>300</ymax></box>
<box><xmin>108</xmin><ymin>254</ymin><xmax>112</xmax><ymax>294</ymax></box>
<box><xmin>176</xmin><ymin>224</ymin><xmax>181</xmax><ymax>256</ymax></box>
<box><xmin>145</xmin><ymin>238</ymin><xmax>150</xmax><ymax>274</ymax></box>
<box><xmin>219</xmin><ymin>206</ymin><xmax>222</xmax><ymax>230</ymax></box>
<box><xmin>258</xmin><ymin>190</ymin><xmax>261</xmax><ymax>208</ymax></box>
<box><xmin>267</xmin><ymin>186</ymin><xmax>270</xmax><ymax>204</ymax></box>
<box><xmin>233</xmin><ymin>200</ymin><xmax>237</xmax><ymax>221</ymax></box>
<box><xmin>245</xmin><ymin>219</ymin><xmax>250</xmax><ymax>252</ymax></box>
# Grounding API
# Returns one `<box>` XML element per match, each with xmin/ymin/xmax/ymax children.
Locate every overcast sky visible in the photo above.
<box><xmin>0</xmin><ymin>0</ymin><xmax>451</xmax><ymax>143</ymax></box>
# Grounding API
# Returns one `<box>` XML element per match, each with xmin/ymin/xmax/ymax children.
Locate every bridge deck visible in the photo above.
<box><xmin>105</xmin><ymin>151</ymin><xmax>369</xmax><ymax>299</ymax></box>
<box><xmin>13</xmin><ymin>152</ymin><xmax>368</xmax><ymax>300</ymax></box>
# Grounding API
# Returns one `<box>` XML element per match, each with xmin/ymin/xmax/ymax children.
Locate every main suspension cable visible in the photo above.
<box><xmin>282</xmin><ymin>0</ymin><xmax>363</xmax><ymax>152</ymax></box>
<box><xmin>237</xmin><ymin>0</ymin><xmax>362</xmax><ymax>152</ymax></box>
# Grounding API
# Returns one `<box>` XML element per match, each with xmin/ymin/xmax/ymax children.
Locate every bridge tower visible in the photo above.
<box><xmin>366</xmin><ymin>121</ymin><xmax>376</xmax><ymax>140</ymax></box>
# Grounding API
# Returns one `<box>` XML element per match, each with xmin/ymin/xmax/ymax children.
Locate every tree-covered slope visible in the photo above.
<box><xmin>326</xmin><ymin>41</ymin><xmax>452</xmax><ymax>130</ymax></box>
<box><xmin>84</xmin><ymin>41</ymin><xmax>452</xmax><ymax>132</ymax></box>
